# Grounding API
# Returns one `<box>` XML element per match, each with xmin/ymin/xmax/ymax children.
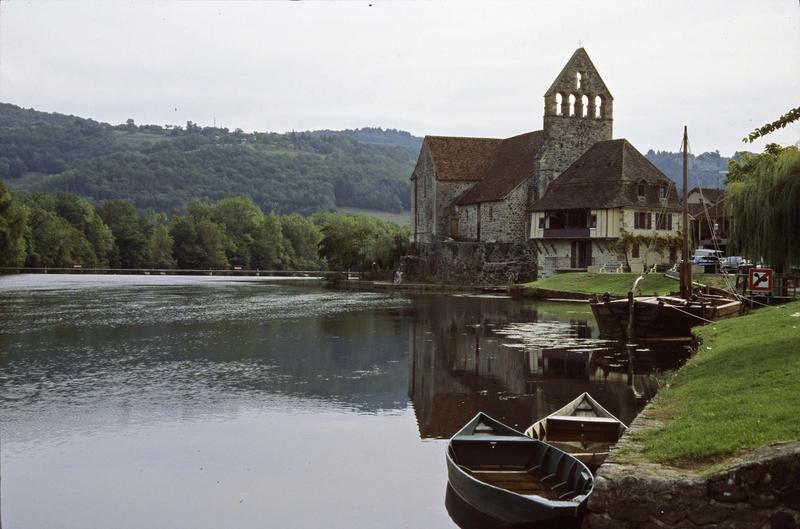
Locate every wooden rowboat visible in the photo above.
<box><xmin>524</xmin><ymin>392</ymin><xmax>626</xmax><ymax>471</ymax></box>
<box><xmin>446</xmin><ymin>412</ymin><xmax>594</xmax><ymax>526</ymax></box>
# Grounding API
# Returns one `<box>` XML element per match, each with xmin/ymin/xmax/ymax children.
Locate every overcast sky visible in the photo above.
<box><xmin>1</xmin><ymin>1</ymin><xmax>798</xmax><ymax>155</ymax></box>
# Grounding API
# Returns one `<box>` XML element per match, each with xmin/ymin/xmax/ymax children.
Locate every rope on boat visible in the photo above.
<box><xmin>665</xmin><ymin>303</ymin><xmax>716</xmax><ymax>324</ymax></box>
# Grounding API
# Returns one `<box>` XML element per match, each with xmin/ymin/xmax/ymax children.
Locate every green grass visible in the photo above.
<box><xmin>337</xmin><ymin>207</ymin><xmax>409</xmax><ymax>226</ymax></box>
<box><xmin>637</xmin><ymin>300</ymin><xmax>800</xmax><ymax>469</ymax></box>
<box><xmin>518</xmin><ymin>272</ymin><xmax>731</xmax><ymax>297</ymax></box>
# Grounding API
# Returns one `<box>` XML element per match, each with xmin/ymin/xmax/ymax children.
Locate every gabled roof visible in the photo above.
<box><xmin>544</xmin><ymin>47</ymin><xmax>613</xmax><ymax>99</ymax></box>
<box><xmin>687</xmin><ymin>187</ymin><xmax>725</xmax><ymax>205</ymax></box>
<box><xmin>425</xmin><ymin>136</ymin><xmax>503</xmax><ymax>181</ymax></box>
<box><xmin>689</xmin><ymin>200</ymin><xmax>727</xmax><ymax>219</ymax></box>
<box><xmin>455</xmin><ymin>131</ymin><xmax>544</xmax><ymax>205</ymax></box>
<box><xmin>531</xmin><ymin>139</ymin><xmax>680</xmax><ymax>211</ymax></box>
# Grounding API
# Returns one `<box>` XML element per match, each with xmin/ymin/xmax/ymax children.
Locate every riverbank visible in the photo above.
<box><xmin>513</xmin><ymin>272</ymin><xmax>732</xmax><ymax>299</ymax></box>
<box><xmin>584</xmin><ymin>299</ymin><xmax>800</xmax><ymax>528</ymax></box>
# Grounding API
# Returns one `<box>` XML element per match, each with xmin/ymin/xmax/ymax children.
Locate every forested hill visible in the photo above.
<box><xmin>305</xmin><ymin>127</ymin><xmax>423</xmax><ymax>152</ymax></box>
<box><xmin>1</xmin><ymin>102</ymin><xmax>743</xmax><ymax>215</ymax></box>
<box><xmin>0</xmin><ymin>103</ymin><xmax>418</xmax><ymax>214</ymax></box>
<box><xmin>644</xmin><ymin>150</ymin><xmax>742</xmax><ymax>192</ymax></box>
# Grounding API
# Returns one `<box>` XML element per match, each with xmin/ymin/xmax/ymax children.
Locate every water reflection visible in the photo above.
<box><xmin>0</xmin><ymin>276</ymin><xmax>691</xmax><ymax>529</ymax></box>
<box><xmin>407</xmin><ymin>295</ymin><xmax>690</xmax><ymax>439</ymax></box>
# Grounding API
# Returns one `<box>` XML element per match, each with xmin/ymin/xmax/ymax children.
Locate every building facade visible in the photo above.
<box><xmin>530</xmin><ymin>139</ymin><xmax>683</xmax><ymax>277</ymax></box>
<box><xmin>408</xmin><ymin>48</ymin><xmax>683</xmax><ymax>281</ymax></box>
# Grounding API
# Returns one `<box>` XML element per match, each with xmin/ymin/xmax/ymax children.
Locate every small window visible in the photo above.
<box><xmin>659</xmin><ymin>185</ymin><xmax>668</xmax><ymax>200</ymax></box>
<box><xmin>489</xmin><ymin>205</ymin><xmax>493</xmax><ymax>221</ymax></box>
<box><xmin>656</xmin><ymin>213</ymin><xmax>673</xmax><ymax>230</ymax></box>
<box><xmin>576</xmin><ymin>72</ymin><xmax>582</xmax><ymax>90</ymax></box>
<box><xmin>594</xmin><ymin>96</ymin><xmax>603</xmax><ymax>118</ymax></box>
<box><xmin>555</xmin><ymin>93</ymin><xmax>563</xmax><ymax>116</ymax></box>
<box><xmin>568</xmin><ymin>94</ymin><xmax>576</xmax><ymax>116</ymax></box>
<box><xmin>581</xmin><ymin>95</ymin><xmax>589</xmax><ymax>118</ymax></box>
<box><xmin>631</xmin><ymin>243</ymin><xmax>640</xmax><ymax>258</ymax></box>
<box><xmin>634</xmin><ymin>211</ymin><xmax>652</xmax><ymax>229</ymax></box>
<box><xmin>589</xmin><ymin>213</ymin><xmax>597</xmax><ymax>229</ymax></box>
<box><xmin>538</xmin><ymin>216</ymin><xmax>545</xmax><ymax>229</ymax></box>
<box><xmin>638</xmin><ymin>183</ymin><xmax>646</xmax><ymax>198</ymax></box>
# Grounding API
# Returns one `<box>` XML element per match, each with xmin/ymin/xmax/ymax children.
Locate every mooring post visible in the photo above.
<box><xmin>626</xmin><ymin>291</ymin><xmax>636</xmax><ymax>341</ymax></box>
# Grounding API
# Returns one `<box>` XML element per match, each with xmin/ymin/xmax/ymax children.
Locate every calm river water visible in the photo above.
<box><xmin>0</xmin><ymin>275</ymin><xmax>687</xmax><ymax>529</ymax></box>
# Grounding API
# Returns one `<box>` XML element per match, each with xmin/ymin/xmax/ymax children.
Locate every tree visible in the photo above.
<box><xmin>743</xmin><ymin>106</ymin><xmax>800</xmax><ymax>143</ymax></box>
<box><xmin>280</xmin><ymin>214</ymin><xmax>323</xmax><ymax>270</ymax></box>
<box><xmin>0</xmin><ymin>181</ymin><xmax>29</xmax><ymax>267</ymax></box>
<box><xmin>210</xmin><ymin>196</ymin><xmax>265</xmax><ymax>268</ymax></box>
<box><xmin>251</xmin><ymin>213</ymin><xmax>287</xmax><ymax>269</ymax></box>
<box><xmin>55</xmin><ymin>193</ymin><xmax>114</xmax><ymax>267</ymax></box>
<box><xmin>148</xmin><ymin>225</ymin><xmax>175</xmax><ymax>268</ymax></box>
<box><xmin>96</xmin><ymin>200</ymin><xmax>147</xmax><ymax>268</ymax></box>
<box><xmin>23</xmin><ymin>207</ymin><xmax>97</xmax><ymax>268</ymax></box>
<box><xmin>171</xmin><ymin>202</ymin><xmax>232</xmax><ymax>269</ymax></box>
<box><xmin>726</xmin><ymin>144</ymin><xmax>800</xmax><ymax>273</ymax></box>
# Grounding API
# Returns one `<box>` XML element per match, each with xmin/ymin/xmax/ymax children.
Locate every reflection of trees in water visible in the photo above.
<box><xmin>408</xmin><ymin>295</ymin><xmax>688</xmax><ymax>439</ymax></box>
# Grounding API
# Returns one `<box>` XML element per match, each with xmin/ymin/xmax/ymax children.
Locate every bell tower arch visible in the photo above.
<box><xmin>536</xmin><ymin>48</ymin><xmax>614</xmax><ymax>198</ymax></box>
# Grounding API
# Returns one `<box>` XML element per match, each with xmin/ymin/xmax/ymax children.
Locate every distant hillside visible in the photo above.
<box><xmin>644</xmin><ymin>149</ymin><xmax>746</xmax><ymax>192</ymax></box>
<box><xmin>2</xmin><ymin>101</ymin><xmax>748</xmax><ymax>213</ymax></box>
<box><xmin>0</xmin><ymin>103</ymin><xmax>416</xmax><ymax>214</ymax></box>
<box><xmin>306</xmin><ymin>127</ymin><xmax>423</xmax><ymax>152</ymax></box>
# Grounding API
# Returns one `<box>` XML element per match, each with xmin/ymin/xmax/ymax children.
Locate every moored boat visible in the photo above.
<box><xmin>590</xmin><ymin>127</ymin><xmax>741</xmax><ymax>340</ymax></box>
<box><xmin>590</xmin><ymin>292</ymin><xmax>741</xmax><ymax>340</ymax></box>
<box><xmin>524</xmin><ymin>392</ymin><xmax>626</xmax><ymax>470</ymax></box>
<box><xmin>446</xmin><ymin>412</ymin><xmax>594</xmax><ymax>527</ymax></box>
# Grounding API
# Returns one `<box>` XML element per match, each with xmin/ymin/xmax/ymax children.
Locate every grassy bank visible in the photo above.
<box><xmin>638</xmin><ymin>300</ymin><xmax>800</xmax><ymax>469</ymax></box>
<box><xmin>517</xmin><ymin>272</ymin><xmax>730</xmax><ymax>297</ymax></box>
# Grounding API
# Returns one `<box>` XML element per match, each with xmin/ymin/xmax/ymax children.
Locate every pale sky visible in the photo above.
<box><xmin>1</xmin><ymin>0</ymin><xmax>798</xmax><ymax>156</ymax></box>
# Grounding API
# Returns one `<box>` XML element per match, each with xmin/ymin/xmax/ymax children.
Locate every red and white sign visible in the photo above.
<box><xmin>748</xmin><ymin>268</ymin><xmax>773</xmax><ymax>292</ymax></box>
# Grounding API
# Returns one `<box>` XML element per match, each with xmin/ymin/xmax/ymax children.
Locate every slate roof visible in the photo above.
<box><xmin>689</xmin><ymin>200</ymin><xmax>727</xmax><ymax>219</ymax></box>
<box><xmin>531</xmin><ymin>139</ymin><xmax>681</xmax><ymax>211</ymax></box>
<box><xmin>455</xmin><ymin>131</ymin><xmax>545</xmax><ymax>205</ymax></box>
<box><xmin>687</xmin><ymin>187</ymin><xmax>725</xmax><ymax>205</ymax></box>
<box><xmin>425</xmin><ymin>136</ymin><xmax>504</xmax><ymax>182</ymax></box>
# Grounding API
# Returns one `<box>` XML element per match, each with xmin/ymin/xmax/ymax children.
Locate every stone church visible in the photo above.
<box><xmin>408</xmin><ymin>48</ymin><xmax>682</xmax><ymax>282</ymax></box>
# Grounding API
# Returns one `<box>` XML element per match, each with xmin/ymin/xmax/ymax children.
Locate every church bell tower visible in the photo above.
<box><xmin>536</xmin><ymin>48</ymin><xmax>614</xmax><ymax>197</ymax></box>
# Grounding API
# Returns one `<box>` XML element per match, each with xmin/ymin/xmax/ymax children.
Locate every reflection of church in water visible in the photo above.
<box><xmin>407</xmin><ymin>295</ymin><xmax>677</xmax><ymax>439</ymax></box>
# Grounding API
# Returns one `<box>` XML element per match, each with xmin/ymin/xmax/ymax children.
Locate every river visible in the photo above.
<box><xmin>0</xmin><ymin>274</ymin><xmax>688</xmax><ymax>529</ymax></box>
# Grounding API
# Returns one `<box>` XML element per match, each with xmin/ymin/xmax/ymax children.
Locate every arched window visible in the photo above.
<box><xmin>594</xmin><ymin>95</ymin><xmax>603</xmax><ymax>118</ymax></box>
<box><xmin>576</xmin><ymin>72</ymin><xmax>582</xmax><ymax>90</ymax></box>
<box><xmin>581</xmin><ymin>95</ymin><xmax>589</xmax><ymax>117</ymax></box>
<box><xmin>555</xmin><ymin>93</ymin><xmax>563</xmax><ymax>116</ymax></box>
<box><xmin>568</xmin><ymin>94</ymin><xmax>576</xmax><ymax>116</ymax></box>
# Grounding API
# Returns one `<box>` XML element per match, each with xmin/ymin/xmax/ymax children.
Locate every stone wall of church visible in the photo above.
<box><xmin>437</xmin><ymin>181</ymin><xmax>474</xmax><ymax>238</ymax></box>
<box><xmin>455</xmin><ymin>204</ymin><xmax>478</xmax><ymax>240</ymax></box>
<box><xmin>536</xmin><ymin>49</ymin><xmax>614</xmax><ymax>200</ymax></box>
<box><xmin>478</xmin><ymin>183</ymin><xmax>529</xmax><ymax>243</ymax></box>
<box><xmin>410</xmin><ymin>143</ymin><xmax>436</xmax><ymax>243</ymax></box>
<box><xmin>403</xmin><ymin>241</ymin><xmax>538</xmax><ymax>285</ymax></box>
<box><xmin>536</xmin><ymin>115</ymin><xmax>614</xmax><ymax>199</ymax></box>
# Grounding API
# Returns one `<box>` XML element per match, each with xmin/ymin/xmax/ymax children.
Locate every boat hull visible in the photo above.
<box><xmin>524</xmin><ymin>392</ymin><xmax>627</xmax><ymax>472</ymax></box>
<box><xmin>446</xmin><ymin>413</ymin><xmax>592</xmax><ymax>526</ymax></box>
<box><xmin>591</xmin><ymin>296</ymin><xmax>741</xmax><ymax>339</ymax></box>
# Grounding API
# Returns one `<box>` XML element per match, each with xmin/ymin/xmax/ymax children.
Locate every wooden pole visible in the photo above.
<box><xmin>681</xmin><ymin>126</ymin><xmax>692</xmax><ymax>298</ymax></box>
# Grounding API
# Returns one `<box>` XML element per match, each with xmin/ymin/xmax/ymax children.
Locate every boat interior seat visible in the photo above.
<box><xmin>545</xmin><ymin>416</ymin><xmax>622</xmax><ymax>443</ymax></box>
